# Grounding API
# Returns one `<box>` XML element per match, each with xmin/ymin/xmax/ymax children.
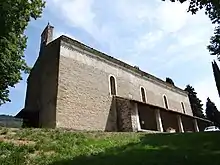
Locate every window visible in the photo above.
<box><xmin>181</xmin><ymin>102</ymin><xmax>186</xmax><ymax>114</ymax></box>
<box><xmin>140</xmin><ymin>87</ymin><xmax>146</xmax><ymax>103</ymax></box>
<box><xmin>109</xmin><ymin>75</ymin><xmax>116</xmax><ymax>95</ymax></box>
<box><xmin>163</xmin><ymin>95</ymin><xmax>169</xmax><ymax>109</ymax></box>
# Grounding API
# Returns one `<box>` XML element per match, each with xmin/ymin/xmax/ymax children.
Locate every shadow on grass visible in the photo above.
<box><xmin>50</xmin><ymin>132</ymin><xmax>220</xmax><ymax>165</ymax></box>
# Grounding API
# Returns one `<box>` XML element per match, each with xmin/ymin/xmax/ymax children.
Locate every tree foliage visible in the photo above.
<box><xmin>185</xmin><ymin>85</ymin><xmax>205</xmax><ymax>118</ymax></box>
<box><xmin>205</xmin><ymin>97</ymin><xmax>220</xmax><ymax>127</ymax></box>
<box><xmin>0</xmin><ymin>0</ymin><xmax>45</xmax><ymax>105</ymax></box>
<box><xmin>162</xmin><ymin>0</ymin><xmax>220</xmax><ymax>59</ymax></box>
<box><xmin>166</xmin><ymin>77</ymin><xmax>175</xmax><ymax>85</ymax></box>
<box><xmin>208</xmin><ymin>26</ymin><xmax>220</xmax><ymax>59</ymax></box>
<box><xmin>212</xmin><ymin>60</ymin><xmax>220</xmax><ymax>96</ymax></box>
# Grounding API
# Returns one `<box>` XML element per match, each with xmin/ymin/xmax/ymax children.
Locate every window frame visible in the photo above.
<box><xmin>108</xmin><ymin>74</ymin><xmax>117</xmax><ymax>96</ymax></box>
<box><xmin>163</xmin><ymin>94</ymin><xmax>169</xmax><ymax>109</ymax></box>
<box><xmin>181</xmin><ymin>102</ymin><xmax>186</xmax><ymax>114</ymax></box>
<box><xmin>140</xmin><ymin>86</ymin><xmax>147</xmax><ymax>103</ymax></box>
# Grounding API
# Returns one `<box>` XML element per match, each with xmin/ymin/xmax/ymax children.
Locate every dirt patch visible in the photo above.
<box><xmin>0</xmin><ymin>128</ymin><xmax>18</xmax><ymax>136</ymax></box>
<box><xmin>28</xmin><ymin>150</ymin><xmax>56</xmax><ymax>159</ymax></box>
<box><xmin>28</xmin><ymin>151</ymin><xmax>40</xmax><ymax>159</ymax></box>
<box><xmin>44</xmin><ymin>151</ymin><xmax>56</xmax><ymax>156</ymax></box>
<box><xmin>0</xmin><ymin>135</ymin><xmax>7</xmax><ymax>139</ymax></box>
<box><xmin>7</xmin><ymin>130</ymin><xmax>18</xmax><ymax>136</ymax></box>
<box><xmin>0</xmin><ymin>135</ymin><xmax>35</xmax><ymax>146</ymax></box>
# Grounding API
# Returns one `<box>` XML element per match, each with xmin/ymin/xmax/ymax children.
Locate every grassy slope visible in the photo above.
<box><xmin>0</xmin><ymin>128</ymin><xmax>220</xmax><ymax>165</ymax></box>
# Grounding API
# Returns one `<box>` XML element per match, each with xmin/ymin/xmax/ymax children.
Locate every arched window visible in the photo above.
<box><xmin>163</xmin><ymin>95</ymin><xmax>169</xmax><ymax>109</ymax></box>
<box><xmin>181</xmin><ymin>102</ymin><xmax>186</xmax><ymax>114</ymax></box>
<box><xmin>140</xmin><ymin>87</ymin><xmax>146</xmax><ymax>103</ymax></box>
<box><xmin>109</xmin><ymin>75</ymin><xmax>116</xmax><ymax>95</ymax></box>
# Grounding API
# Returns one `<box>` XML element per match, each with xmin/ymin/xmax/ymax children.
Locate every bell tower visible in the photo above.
<box><xmin>39</xmin><ymin>23</ymin><xmax>54</xmax><ymax>54</ymax></box>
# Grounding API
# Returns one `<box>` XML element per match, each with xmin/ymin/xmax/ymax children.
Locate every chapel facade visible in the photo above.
<box><xmin>16</xmin><ymin>24</ymin><xmax>211</xmax><ymax>132</ymax></box>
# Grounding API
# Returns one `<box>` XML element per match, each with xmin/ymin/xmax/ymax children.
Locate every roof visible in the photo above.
<box><xmin>58</xmin><ymin>35</ymin><xmax>188</xmax><ymax>96</ymax></box>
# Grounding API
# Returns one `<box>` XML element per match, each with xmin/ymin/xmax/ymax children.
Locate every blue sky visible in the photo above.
<box><xmin>0</xmin><ymin>0</ymin><xmax>219</xmax><ymax>115</ymax></box>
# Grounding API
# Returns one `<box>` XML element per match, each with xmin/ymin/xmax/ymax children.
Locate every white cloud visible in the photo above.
<box><xmin>48</xmin><ymin>0</ymin><xmax>123</xmax><ymax>55</ymax></box>
<box><xmin>47</xmin><ymin>0</ymin><xmax>215</xmax><ymax>69</ymax></box>
<box><xmin>159</xmin><ymin>10</ymin><xmax>214</xmax><ymax>69</ymax></box>
<box><xmin>155</xmin><ymin>1</ymin><xmax>189</xmax><ymax>33</ymax></box>
<box><xmin>114</xmin><ymin>0</ymin><xmax>154</xmax><ymax>23</ymax></box>
<box><xmin>134</xmin><ymin>30</ymin><xmax>164</xmax><ymax>53</ymax></box>
<box><xmin>49</xmin><ymin>0</ymin><xmax>97</xmax><ymax>37</ymax></box>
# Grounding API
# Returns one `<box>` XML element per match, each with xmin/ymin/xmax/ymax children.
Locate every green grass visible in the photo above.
<box><xmin>0</xmin><ymin>127</ymin><xmax>220</xmax><ymax>165</ymax></box>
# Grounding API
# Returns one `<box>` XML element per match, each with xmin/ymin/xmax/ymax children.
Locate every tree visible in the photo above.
<box><xmin>205</xmin><ymin>97</ymin><xmax>220</xmax><ymax>127</ymax></box>
<box><xmin>208</xmin><ymin>26</ymin><xmax>220</xmax><ymax>59</ymax></box>
<box><xmin>212</xmin><ymin>60</ymin><xmax>220</xmax><ymax>97</ymax></box>
<box><xmin>166</xmin><ymin>77</ymin><xmax>175</xmax><ymax>86</ymax></box>
<box><xmin>185</xmin><ymin>85</ymin><xmax>205</xmax><ymax>118</ymax></box>
<box><xmin>0</xmin><ymin>0</ymin><xmax>45</xmax><ymax>105</ymax></box>
<box><xmin>162</xmin><ymin>0</ymin><xmax>220</xmax><ymax>59</ymax></box>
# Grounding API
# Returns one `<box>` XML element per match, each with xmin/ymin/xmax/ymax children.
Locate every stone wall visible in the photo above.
<box><xmin>105</xmin><ymin>96</ymin><xmax>118</xmax><ymax>131</ymax></box>
<box><xmin>55</xmin><ymin>38</ymin><xmax>193</xmax><ymax>131</ymax></box>
<box><xmin>24</xmin><ymin>39</ymin><xmax>60</xmax><ymax>128</ymax></box>
<box><xmin>116</xmin><ymin>98</ymin><xmax>133</xmax><ymax>132</ymax></box>
<box><xmin>56</xmin><ymin>43</ymin><xmax>115</xmax><ymax>130</ymax></box>
<box><xmin>61</xmin><ymin>38</ymin><xmax>192</xmax><ymax>114</ymax></box>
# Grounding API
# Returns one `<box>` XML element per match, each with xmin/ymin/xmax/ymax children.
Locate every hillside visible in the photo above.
<box><xmin>0</xmin><ymin>127</ymin><xmax>220</xmax><ymax>165</ymax></box>
<box><xmin>0</xmin><ymin>115</ymin><xmax>22</xmax><ymax>128</ymax></box>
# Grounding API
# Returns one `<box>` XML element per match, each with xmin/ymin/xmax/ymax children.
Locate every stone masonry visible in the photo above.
<box><xmin>17</xmin><ymin>24</ymin><xmax>203</xmax><ymax>132</ymax></box>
